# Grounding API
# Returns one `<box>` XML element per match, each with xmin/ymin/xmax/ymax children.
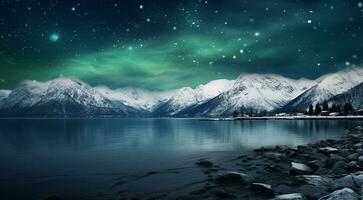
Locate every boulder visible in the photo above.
<box><xmin>298</xmin><ymin>175</ymin><xmax>334</xmax><ymax>189</ymax></box>
<box><xmin>273</xmin><ymin>193</ymin><xmax>305</xmax><ymax>200</ymax></box>
<box><xmin>196</xmin><ymin>159</ymin><xmax>214</xmax><ymax>168</ymax></box>
<box><xmin>332</xmin><ymin>160</ymin><xmax>348</xmax><ymax>169</ymax></box>
<box><xmin>334</xmin><ymin>175</ymin><xmax>355</xmax><ymax>189</ymax></box>
<box><xmin>352</xmin><ymin>172</ymin><xmax>363</xmax><ymax>187</ymax></box>
<box><xmin>290</xmin><ymin>162</ymin><xmax>313</xmax><ymax>175</ymax></box>
<box><xmin>347</xmin><ymin>161</ymin><xmax>361</xmax><ymax>171</ymax></box>
<box><xmin>325</xmin><ymin>154</ymin><xmax>346</xmax><ymax>168</ymax></box>
<box><xmin>307</xmin><ymin>160</ymin><xmax>321</xmax><ymax>171</ymax></box>
<box><xmin>347</xmin><ymin>153</ymin><xmax>360</xmax><ymax>161</ymax></box>
<box><xmin>318</xmin><ymin>147</ymin><xmax>338</xmax><ymax>156</ymax></box>
<box><xmin>214</xmin><ymin>171</ymin><xmax>249</xmax><ymax>184</ymax></box>
<box><xmin>358</xmin><ymin>156</ymin><xmax>363</xmax><ymax>166</ymax></box>
<box><xmin>250</xmin><ymin>183</ymin><xmax>274</xmax><ymax>196</ymax></box>
<box><xmin>318</xmin><ymin>188</ymin><xmax>358</xmax><ymax>200</ymax></box>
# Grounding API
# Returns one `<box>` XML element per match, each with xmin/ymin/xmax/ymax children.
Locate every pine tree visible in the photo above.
<box><xmin>308</xmin><ymin>104</ymin><xmax>314</xmax><ymax>115</ymax></box>
<box><xmin>343</xmin><ymin>103</ymin><xmax>354</xmax><ymax>115</ymax></box>
<box><xmin>322</xmin><ymin>101</ymin><xmax>329</xmax><ymax>111</ymax></box>
<box><xmin>233</xmin><ymin>110</ymin><xmax>239</xmax><ymax>118</ymax></box>
<box><xmin>315</xmin><ymin>103</ymin><xmax>322</xmax><ymax>115</ymax></box>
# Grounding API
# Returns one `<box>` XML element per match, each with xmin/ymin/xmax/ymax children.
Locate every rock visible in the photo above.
<box><xmin>334</xmin><ymin>175</ymin><xmax>355</xmax><ymax>189</ymax></box>
<box><xmin>352</xmin><ymin>172</ymin><xmax>363</xmax><ymax>187</ymax></box>
<box><xmin>332</xmin><ymin>161</ymin><xmax>348</xmax><ymax>170</ymax></box>
<box><xmin>196</xmin><ymin>159</ymin><xmax>214</xmax><ymax>168</ymax></box>
<box><xmin>358</xmin><ymin>156</ymin><xmax>363</xmax><ymax>166</ymax></box>
<box><xmin>265</xmin><ymin>152</ymin><xmax>285</xmax><ymax>161</ymax></box>
<box><xmin>298</xmin><ymin>175</ymin><xmax>334</xmax><ymax>189</ymax></box>
<box><xmin>274</xmin><ymin>184</ymin><xmax>296</xmax><ymax>194</ymax></box>
<box><xmin>318</xmin><ymin>147</ymin><xmax>338</xmax><ymax>156</ymax></box>
<box><xmin>325</xmin><ymin>154</ymin><xmax>346</xmax><ymax>168</ymax></box>
<box><xmin>352</xmin><ymin>126</ymin><xmax>363</xmax><ymax>131</ymax></box>
<box><xmin>318</xmin><ymin>188</ymin><xmax>358</xmax><ymax>200</ymax></box>
<box><xmin>273</xmin><ymin>193</ymin><xmax>305</xmax><ymax>200</ymax></box>
<box><xmin>290</xmin><ymin>162</ymin><xmax>313</xmax><ymax>175</ymax></box>
<box><xmin>214</xmin><ymin>171</ymin><xmax>249</xmax><ymax>184</ymax></box>
<box><xmin>250</xmin><ymin>183</ymin><xmax>274</xmax><ymax>196</ymax></box>
<box><xmin>353</xmin><ymin>143</ymin><xmax>363</xmax><ymax>149</ymax></box>
<box><xmin>298</xmin><ymin>184</ymin><xmax>329</xmax><ymax>199</ymax></box>
<box><xmin>347</xmin><ymin>153</ymin><xmax>360</xmax><ymax>161</ymax></box>
<box><xmin>307</xmin><ymin>160</ymin><xmax>321</xmax><ymax>171</ymax></box>
<box><xmin>347</xmin><ymin>161</ymin><xmax>361</xmax><ymax>171</ymax></box>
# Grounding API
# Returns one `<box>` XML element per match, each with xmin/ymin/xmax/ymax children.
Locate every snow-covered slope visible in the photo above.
<box><xmin>95</xmin><ymin>86</ymin><xmax>174</xmax><ymax>112</ymax></box>
<box><xmin>282</xmin><ymin>67</ymin><xmax>363</xmax><ymax>111</ymax></box>
<box><xmin>153</xmin><ymin>79</ymin><xmax>235</xmax><ymax>116</ymax></box>
<box><xmin>328</xmin><ymin>82</ymin><xmax>363</xmax><ymax>110</ymax></box>
<box><xmin>178</xmin><ymin>74</ymin><xmax>315</xmax><ymax>117</ymax></box>
<box><xmin>0</xmin><ymin>89</ymin><xmax>11</xmax><ymax>106</ymax></box>
<box><xmin>0</xmin><ymin>78</ymin><xmax>137</xmax><ymax>117</ymax></box>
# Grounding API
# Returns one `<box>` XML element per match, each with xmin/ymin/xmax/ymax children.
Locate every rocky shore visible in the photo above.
<box><xmin>187</xmin><ymin>125</ymin><xmax>363</xmax><ymax>200</ymax></box>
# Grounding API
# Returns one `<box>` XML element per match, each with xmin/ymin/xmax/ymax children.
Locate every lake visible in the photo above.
<box><xmin>0</xmin><ymin>119</ymin><xmax>361</xmax><ymax>199</ymax></box>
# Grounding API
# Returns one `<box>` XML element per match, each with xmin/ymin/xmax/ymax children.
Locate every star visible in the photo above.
<box><xmin>49</xmin><ymin>33</ymin><xmax>60</xmax><ymax>42</ymax></box>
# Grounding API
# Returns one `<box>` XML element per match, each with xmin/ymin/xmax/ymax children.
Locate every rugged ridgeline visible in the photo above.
<box><xmin>281</xmin><ymin>67</ymin><xmax>363</xmax><ymax>113</ymax></box>
<box><xmin>327</xmin><ymin>82</ymin><xmax>363</xmax><ymax>110</ymax></box>
<box><xmin>0</xmin><ymin>67</ymin><xmax>362</xmax><ymax>117</ymax></box>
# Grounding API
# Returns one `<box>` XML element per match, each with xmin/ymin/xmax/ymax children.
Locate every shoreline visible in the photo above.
<box><xmin>200</xmin><ymin>116</ymin><xmax>363</xmax><ymax>121</ymax></box>
<box><xmin>173</xmin><ymin>125</ymin><xmax>363</xmax><ymax>199</ymax></box>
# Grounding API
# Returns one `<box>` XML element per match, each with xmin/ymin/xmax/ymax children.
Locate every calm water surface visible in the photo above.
<box><xmin>0</xmin><ymin>119</ymin><xmax>361</xmax><ymax>199</ymax></box>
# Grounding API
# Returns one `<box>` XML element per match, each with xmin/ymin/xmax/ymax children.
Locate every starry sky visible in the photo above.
<box><xmin>0</xmin><ymin>0</ymin><xmax>363</xmax><ymax>90</ymax></box>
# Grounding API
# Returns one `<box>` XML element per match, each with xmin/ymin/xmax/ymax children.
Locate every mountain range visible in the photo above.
<box><xmin>0</xmin><ymin>67</ymin><xmax>362</xmax><ymax>117</ymax></box>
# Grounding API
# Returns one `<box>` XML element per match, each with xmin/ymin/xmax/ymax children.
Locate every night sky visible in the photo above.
<box><xmin>1</xmin><ymin>0</ymin><xmax>363</xmax><ymax>90</ymax></box>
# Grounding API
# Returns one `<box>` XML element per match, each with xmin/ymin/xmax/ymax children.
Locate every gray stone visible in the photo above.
<box><xmin>318</xmin><ymin>188</ymin><xmax>358</xmax><ymax>200</ymax></box>
<box><xmin>298</xmin><ymin>185</ymin><xmax>328</xmax><ymax>199</ymax></box>
<box><xmin>358</xmin><ymin>156</ymin><xmax>363</xmax><ymax>166</ymax></box>
<box><xmin>318</xmin><ymin>147</ymin><xmax>338</xmax><ymax>156</ymax></box>
<box><xmin>273</xmin><ymin>193</ymin><xmax>305</xmax><ymax>200</ymax></box>
<box><xmin>334</xmin><ymin>175</ymin><xmax>355</xmax><ymax>189</ymax></box>
<box><xmin>306</xmin><ymin>160</ymin><xmax>321</xmax><ymax>171</ymax></box>
<box><xmin>251</xmin><ymin>183</ymin><xmax>274</xmax><ymax>196</ymax></box>
<box><xmin>347</xmin><ymin>161</ymin><xmax>361</xmax><ymax>171</ymax></box>
<box><xmin>352</xmin><ymin>171</ymin><xmax>363</xmax><ymax>187</ymax></box>
<box><xmin>196</xmin><ymin>159</ymin><xmax>214</xmax><ymax>168</ymax></box>
<box><xmin>299</xmin><ymin>175</ymin><xmax>334</xmax><ymax>189</ymax></box>
<box><xmin>290</xmin><ymin>162</ymin><xmax>313</xmax><ymax>175</ymax></box>
<box><xmin>347</xmin><ymin>153</ymin><xmax>360</xmax><ymax>161</ymax></box>
<box><xmin>214</xmin><ymin>171</ymin><xmax>249</xmax><ymax>184</ymax></box>
<box><xmin>325</xmin><ymin>154</ymin><xmax>346</xmax><ymax>168</ymax></box>
<box><xmin>332</xmin><ymin>160</ymin><xmax>348</xmax><ymax>169</ymax></box>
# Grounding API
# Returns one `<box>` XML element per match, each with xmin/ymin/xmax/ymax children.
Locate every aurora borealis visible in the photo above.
<box><xmin>1</xmin><ymin>0</ymin><xmax>363</xmax><ymax>90</ymax></box>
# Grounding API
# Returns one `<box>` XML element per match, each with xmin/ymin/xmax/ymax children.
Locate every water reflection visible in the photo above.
<box><xmin>0</xmin><ymin>119</ymin><xmax>361</xmax><ymax>199</ymax></box>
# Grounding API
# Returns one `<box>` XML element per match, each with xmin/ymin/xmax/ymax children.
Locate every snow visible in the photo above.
<box><xmin>95</xmin><ymin>86</ymin><xmax>175</xmax><ymax>111</ymax></box>
<box><xmin>0</xmin><ymin>66</ymin><xmax>362</xmax><ymax>117</ymax></box>
<box><xmin>155</xmin><ymin>79</ymin><xmax>235</xmax><ymax>115</ymax></box>
<box><xmin>288</xmin><ymin>66</ymin><xmax>363</xmax><ymax>110</ymax></box>
<box><xmin>194</xmin><ymin>73</ymin><xmax>316</xmax><ymax>116</ymax></box>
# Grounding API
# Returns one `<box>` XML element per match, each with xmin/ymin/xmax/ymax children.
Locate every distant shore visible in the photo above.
<box><xmin>201</xmin><ymin>115</ymin><xmax>363</xmax><ymax>121</ymax></box>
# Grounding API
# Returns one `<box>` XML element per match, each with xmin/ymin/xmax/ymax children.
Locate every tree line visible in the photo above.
<box><xmin>306</xmin><ymin>101</ymin><xmax>354</xmax><ymax>116</ymax></box>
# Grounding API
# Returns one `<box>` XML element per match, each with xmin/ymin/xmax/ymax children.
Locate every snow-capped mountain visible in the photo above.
<box><xmin>153</xmin><ymin>79</ymin><xmax>235</xmax><ymax>116</ymax></box>
<box><xmin>0</xmin><ymin>90</ymin><xmax>10</xmax><ymax>106</ymax></box>
<box><xmin>95</xmin><ymin>86</ymin><xmax>175</xmax><ymax>112</ymax></box>
<box><xmin>177</xmin><ymin>74</ymin><xmax>316</xmax><ymax>116</ymax></box>
<box><xmin>327</xmin><ymin>82</ymin><xmax>363</xmax><ymax>110</ymax></box>
<box><xmin>0</xmin><ymin>78</ymin><xmax>138</xmax><ymax>117</ymax></box>
<box><xmin>0</xmin><ymin>66</ymin><xmax>362</xmax><ymax>117</ymax></box>
<box><xmin>282</xmin><ymin>67</ymin><xmax>363</xmax><ymax>112</ymax></box>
